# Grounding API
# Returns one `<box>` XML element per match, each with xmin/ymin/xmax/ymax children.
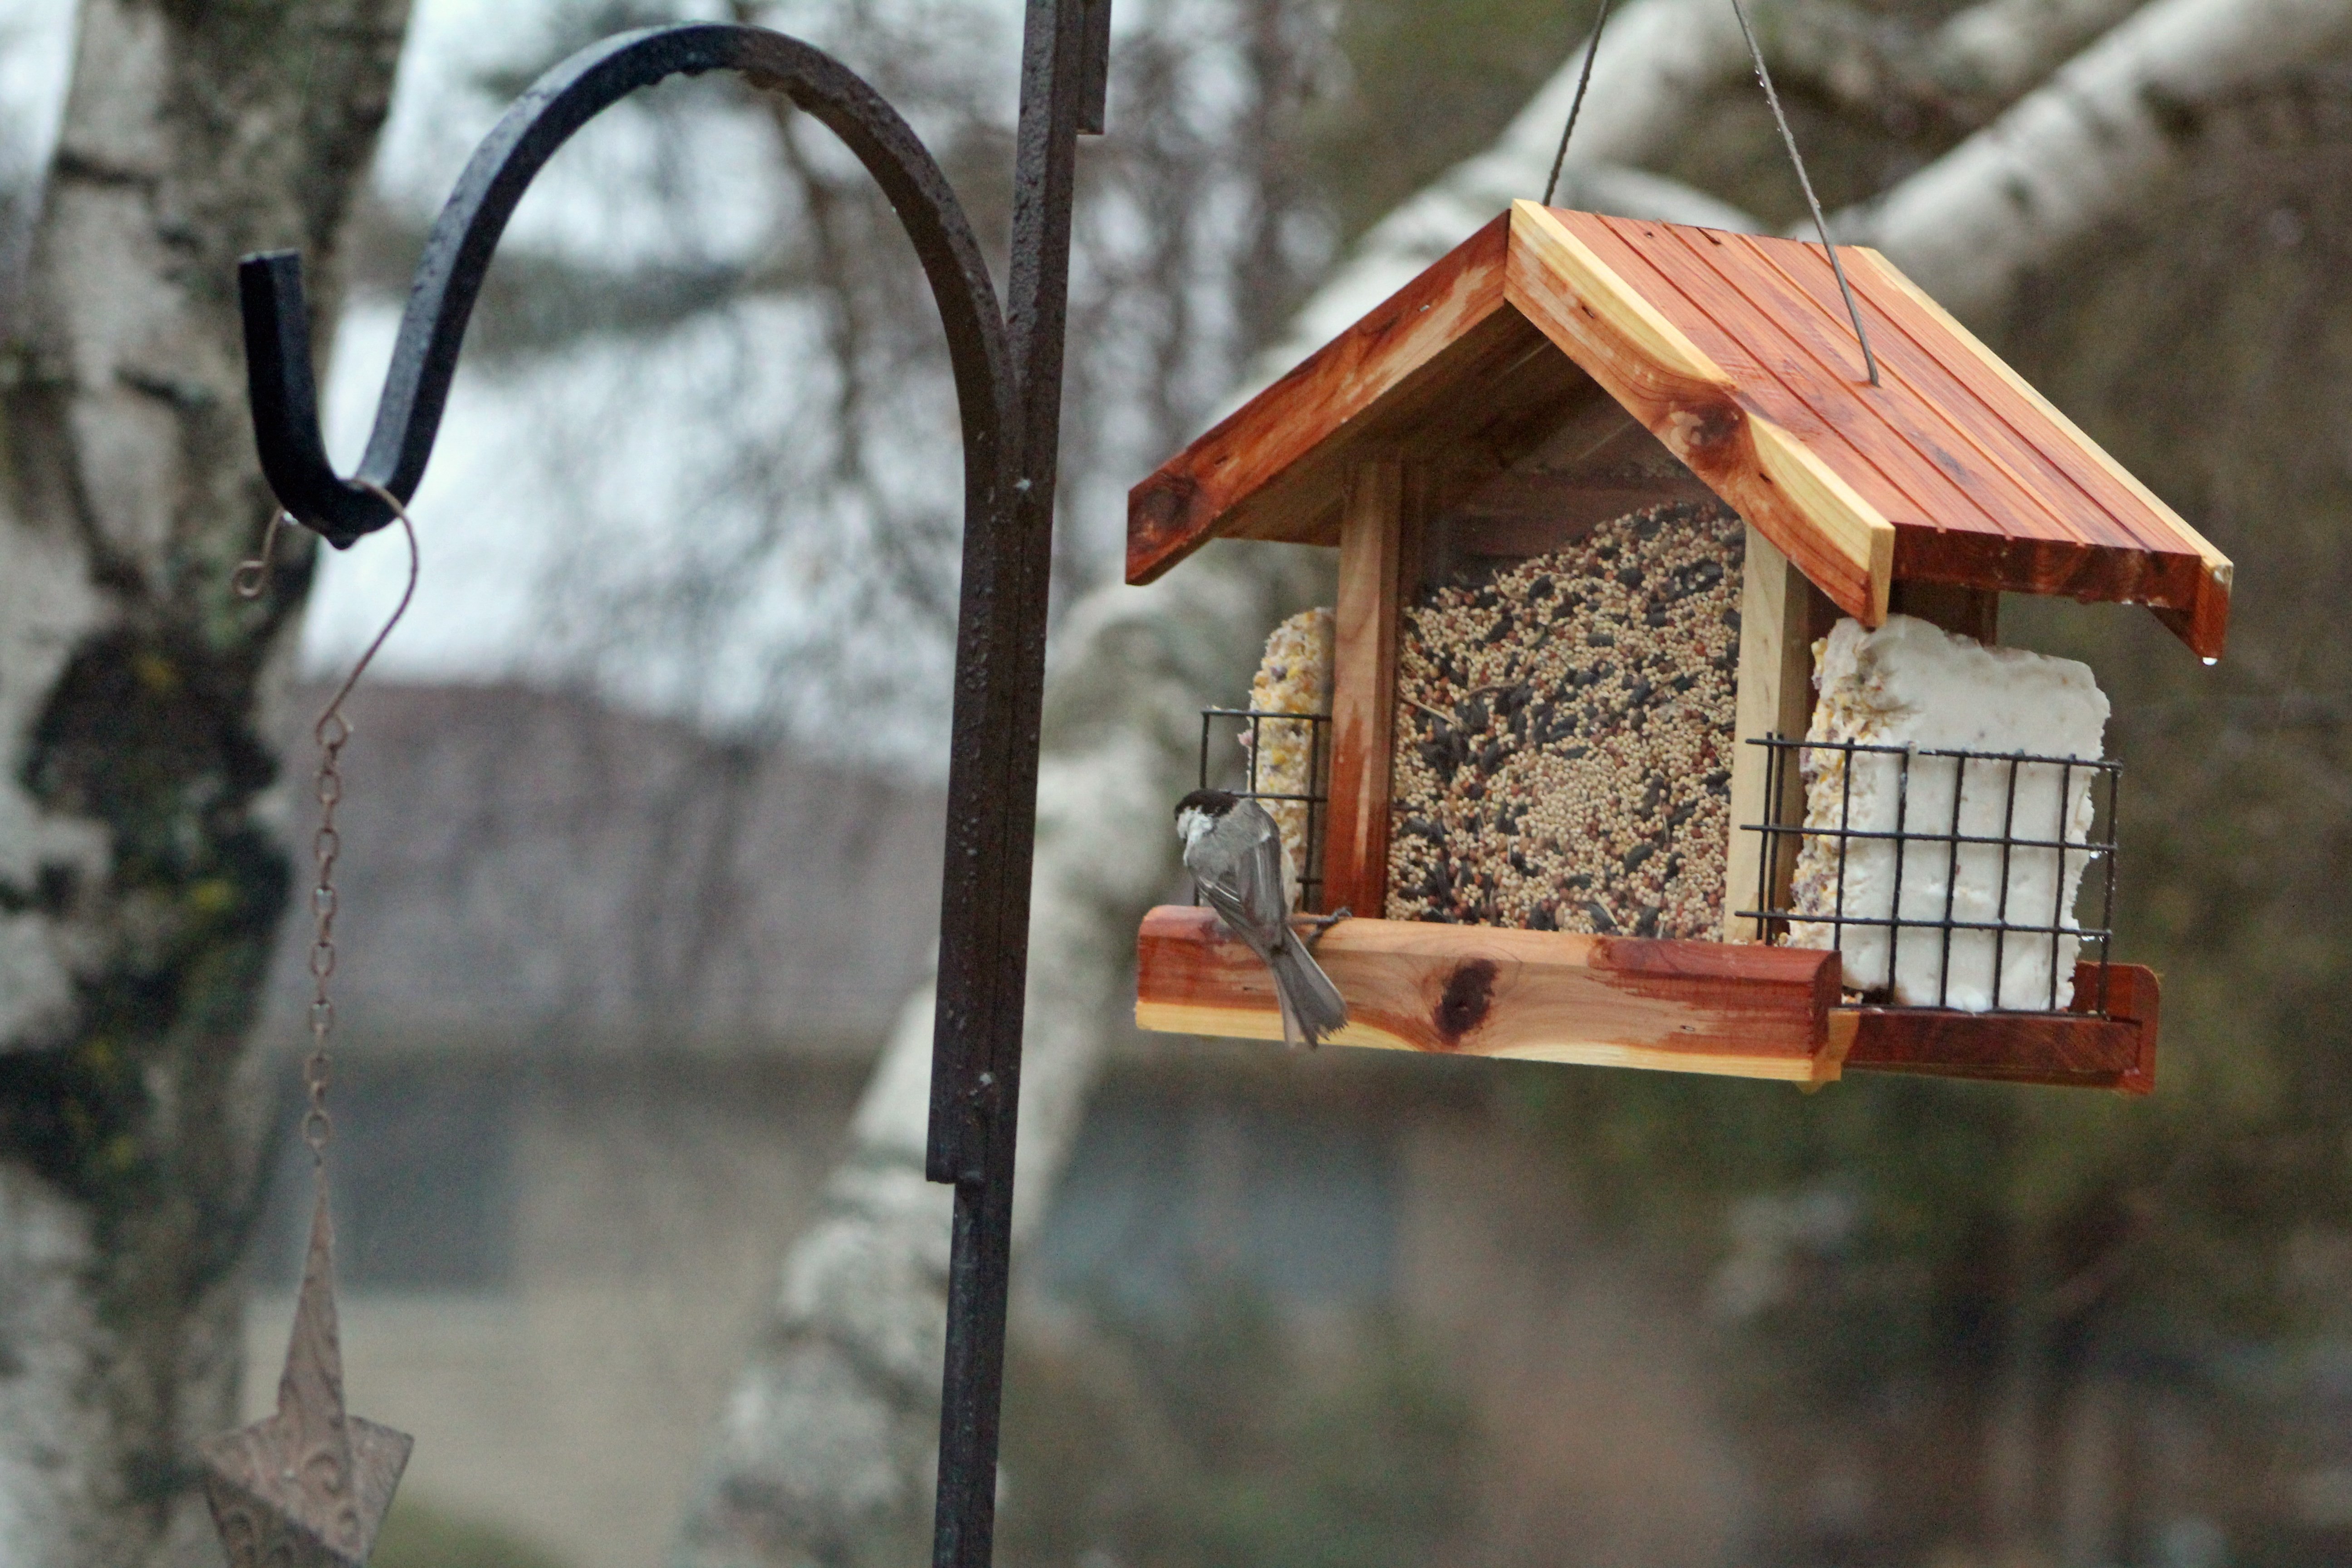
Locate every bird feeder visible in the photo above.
<box><xmin>1129</xmin><ymin>202</ymin><xmax>2229</xmax><ymax>1092</ymax></box>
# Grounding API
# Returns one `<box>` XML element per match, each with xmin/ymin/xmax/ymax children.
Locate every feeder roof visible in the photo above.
<box><xmin>1127</xmin><ymin>201</ymin><xmax>2231</xmax><ymax>659</ymax></box>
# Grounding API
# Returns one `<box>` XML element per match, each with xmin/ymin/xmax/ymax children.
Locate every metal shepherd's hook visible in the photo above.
<box><xmin>230</xmin><ymin>8</ymin><xmax>1113</xmax><ymax>1566</ymax></box>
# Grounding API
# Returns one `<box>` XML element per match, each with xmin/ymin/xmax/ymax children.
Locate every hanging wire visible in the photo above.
<box><xmin>1541</xmin><ymin>0</ymin><xmax>1617</xmax><ymax>206</ymax></box>
<box><xmin>232</xmin><ymin>508</ymin><xmax>290</xmax><ymax>600</ymax></box>
<box><xmin>1727</xmin><ymin>0</ymin><xmax>1881</xmax><ymax>385</ymax></box>
<box><xmin>318</xmin><ymin>485</ymin><xmax>421</xmax><ymax>728</ymax></box>
<box><xmin>232</xmin><ymin>484</ymin><xmax>422</xmax><ymax>1159</ymax></box>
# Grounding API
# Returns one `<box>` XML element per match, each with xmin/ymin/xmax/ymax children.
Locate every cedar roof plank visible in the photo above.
<box><xmin>1576</xmin><ymin>214</ymin><xmax>2020</xmax><ymax>546</ymax></box>
<box><xmin>1740</xmin><ymin>231</ymin><xmax>2152</xmax><ymax>555</ymax></box>
<box><xmin>1852</xmin><ymin>249</ymin><xmax>2226</xmax><ymax>574</ymax></box>
<box><xmin>1838</xmin><ymin>250</ymin><xmax>2184</xmax><ymax>556</ymax></box>
<box><xmin>1700</xmin><ymin>234</ymin><xmax>2205</xmax><ymax>612</ymax></box>
<box><xmin>1673</xmin><ymin>224</ymin><xmax>2079</xmax><ymax>544</ymax></box>
<box><xmin>1851</xmin><ymin>249</ymin><xmax>2230</xmax><ymax>657</ymax></box>
<box><xmin>1591</xmin><ymin>215</ymin><xmax>2220</xmax><ymax>638</ymax></box>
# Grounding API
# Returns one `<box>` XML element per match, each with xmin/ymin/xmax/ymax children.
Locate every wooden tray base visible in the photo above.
<box><xmin>1137</xmin><ymin>906</ymin><xmax>1842</xmax><ymax>1083</ymax></box>
<box><xmin>1135</xmin><ymin>906</ymin><xmax>2158</xmax><ymax>1093</ymax></box>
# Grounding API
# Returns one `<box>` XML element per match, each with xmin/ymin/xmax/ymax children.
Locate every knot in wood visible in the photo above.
<box><xmin>1433</xmin><ymin>959</ymin><xmax>1499</xmax><ymax>1044</ymax></box>
<box><xmin>1664</xmin><ymin>400</ymin><xmax>1744</xmax><ymax>462</ymax></box>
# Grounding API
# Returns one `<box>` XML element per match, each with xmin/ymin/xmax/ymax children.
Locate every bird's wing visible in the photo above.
<box><xmin>1199</xmin><ymin>865</ymin><xmax>1305</xmax><ymax>1046</ymax></box>
<box><xmin>1191</xmin><ymin>803</ymin><xmax>1314</xmax><ymax>1048</ymax></box>
<box><xmin>1196</xmin><ymin>867</ymin><xmax>1267</xmax><ymax>955</ymax></box>
<box><xmin>1234</xmin><ymin>809</ymin><xmax>1291</xmax><ymax>929</ymax></box>
<box><xmin>1193</xmin><ymin>812</ymin><xmax>1289</xmax><ymax>946</ymax></box>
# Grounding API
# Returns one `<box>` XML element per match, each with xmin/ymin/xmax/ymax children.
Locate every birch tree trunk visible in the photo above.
<box><xmin>0</xmin><ymin>4</ymin><xmax>407</xmax><ymax>1564</ymax></box>
<box><xmin>677</xmin><ymin>3</ymin><xmax>2349</xmax><ymax>1563</ymax></box>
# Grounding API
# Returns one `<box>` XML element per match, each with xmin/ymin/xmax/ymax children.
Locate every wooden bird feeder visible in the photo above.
<box><xmin>1128</xmin><ymin>202</ymin><xmax>2229</xmax><ymax>1092</ymax></box>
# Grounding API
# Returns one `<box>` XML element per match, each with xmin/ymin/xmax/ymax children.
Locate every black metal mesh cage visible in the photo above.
<box><xmin>1197</xmin><ymin>707</ymin><xmax>1332</xmax><ymax>912</ymax></box>
<box><xmin>1736</xmin><ymin>735</ymin><xmax>2120</xmax><ymax>1015</ymax></box>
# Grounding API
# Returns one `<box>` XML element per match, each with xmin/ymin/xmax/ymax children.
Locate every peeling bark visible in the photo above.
<box><xmin>0</xmin><ymin>3</ymin><xmax>408</xmax><ymax>1563</ymax></box>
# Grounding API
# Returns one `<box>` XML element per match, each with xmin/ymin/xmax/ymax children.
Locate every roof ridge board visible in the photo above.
<box><xmin>1505</xmin><ymin>201</ymin><xmax>1893</xmax><ymax>621</ymax></box>
<box><xmin>1741</xmin><ymin>229</ymin><xmax>2165</xmax><ymax>559</ymax></box>
<box><xmin>1597</xmin><ymin>213</ymin><xmax>2032</xmax><ymax>544</ymax></box>
<box><xmin>1512</xmin><ymin>204</ymin><xmax>1729</xmax><ymax>384</ymax></box>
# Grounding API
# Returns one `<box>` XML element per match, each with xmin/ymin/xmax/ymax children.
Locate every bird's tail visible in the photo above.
<box><xmin>1268</xmin><ymin>931</ymin><xmax>1348</xmax><ymax>1048</ymax></box>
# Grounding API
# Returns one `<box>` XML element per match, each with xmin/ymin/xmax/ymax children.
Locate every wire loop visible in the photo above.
<box><xmin>232</xmin><ymin>509</ymin><xmax>290</xmax><ymax>599</ymax></box>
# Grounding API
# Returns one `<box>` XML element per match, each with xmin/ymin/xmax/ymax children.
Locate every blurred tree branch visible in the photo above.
<box><xmin>1257</xmin><ymin>0</ymin><xmax>2161</xmax><ymax>378</ymax></box>
<box><xmin>1842</xmin><ymin>0</ymin><xmax>2352</xmax><ymax>314</ymax></box>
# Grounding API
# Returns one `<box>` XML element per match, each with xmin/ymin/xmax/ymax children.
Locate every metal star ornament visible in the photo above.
<box><xmin>200</xmin><ymin>1171</ymin><xmax>412</xmax><ymax>1567</ymax></box>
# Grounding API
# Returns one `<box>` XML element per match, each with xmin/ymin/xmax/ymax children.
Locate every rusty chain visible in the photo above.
<box><xmin>235</xmin><ymin>485</ymin><xmax>420</xmax><ymax>1161</ymax></box>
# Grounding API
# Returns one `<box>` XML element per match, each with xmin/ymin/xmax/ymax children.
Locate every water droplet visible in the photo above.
<box><xmin>2201</xmin><ymin>657</ymin><xmax>2217</xmax><ymax>666</ymax></box>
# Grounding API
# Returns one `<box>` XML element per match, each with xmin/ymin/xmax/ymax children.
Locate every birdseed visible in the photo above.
<box><xmin>1385</xmin><ymin>499</ymin><xmax>1745</xmax><ymax>938</ymax></box>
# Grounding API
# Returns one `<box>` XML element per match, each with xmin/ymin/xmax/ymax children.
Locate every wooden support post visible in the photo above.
<box><xmin>1723</xmin><ymin>524</ymin><xmax>1817</xmax><ymax>942</ymax></box>
<box><xmin>1890</xmin><ymin>581</ymin><xmax>2000</xmax><ymax>642</ymax></box>
<box><xmin>1324</xmin><ymin>461</ymin><xmax>1411</xmax><ymax>917</ymax></box>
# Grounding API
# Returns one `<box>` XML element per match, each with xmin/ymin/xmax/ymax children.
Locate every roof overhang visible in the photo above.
<box><xmin>1127</xmin><ymin>201</ymin><xmax>2231</xmax><ymax>660</ymax></box>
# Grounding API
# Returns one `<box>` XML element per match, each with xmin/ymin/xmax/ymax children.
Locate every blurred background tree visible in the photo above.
<box><xmin>0</xmin><ymin>3</ymin><xmax>407</xmax><ymax>1563</ymax></box>
<box><xmin>4</xmin><ymin>1</ymin><xmax>2350</xmax><ymax>1566</ymax></box>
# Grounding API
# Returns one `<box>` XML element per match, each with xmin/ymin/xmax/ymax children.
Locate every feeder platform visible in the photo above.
<box><xmin>1136</xmin><ymin>906</ymin><xmax>2157</xmax><ymax>1093</ymax></box>
<box><xmin>1129</xmin><ymin>202</ymin><xmax>2200</xmax><ymax>1095</ymax></box>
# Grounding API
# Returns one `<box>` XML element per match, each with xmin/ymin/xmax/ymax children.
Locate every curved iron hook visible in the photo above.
<box><xmin>238</xmin><ymin>16</ymin><xmax>1104</xmax><ymax>1568</ymax></box>
<box><xmin>240</xmin><ymin>21</ymin><xmax>1014</xmax><ymax>548</ymax></box>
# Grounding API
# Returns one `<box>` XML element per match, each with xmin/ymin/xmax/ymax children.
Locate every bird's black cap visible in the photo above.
<box><xmin>1174</xmin><ymin>788</ymin><xmax>1239</xmax><ymax>818</ymax></box>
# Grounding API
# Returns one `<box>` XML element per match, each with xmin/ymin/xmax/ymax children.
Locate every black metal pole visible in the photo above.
<box><xmin>231</xmin><ymin>12</ymin><xmax>1109</xmax><ymax>1568</ymax></box>
<box><xmin>926</xmin><ymin>3</ymin><xmax>1106</xmax><ymax>1562</ymax></box>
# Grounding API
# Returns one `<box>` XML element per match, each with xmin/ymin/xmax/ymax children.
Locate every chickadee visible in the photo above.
<box><xmin>1174</xmin><ymin>789</ymin><xmax>1349</xmax><ymax>1047</ymax></box>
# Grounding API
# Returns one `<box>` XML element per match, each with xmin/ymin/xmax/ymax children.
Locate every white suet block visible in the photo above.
<box><xmin>1788</xmin><ymin>615</ymin><xmax>2110</xmax><ymax>1011</ymax></box>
